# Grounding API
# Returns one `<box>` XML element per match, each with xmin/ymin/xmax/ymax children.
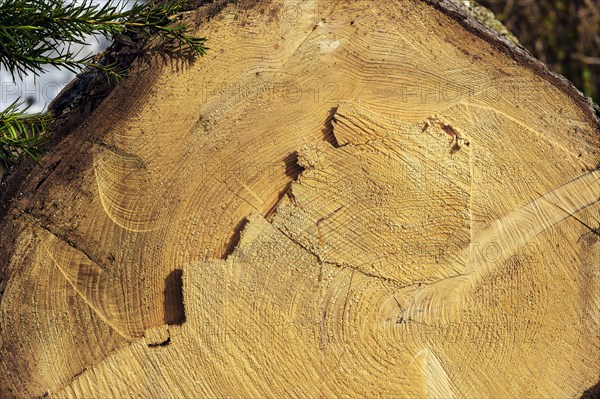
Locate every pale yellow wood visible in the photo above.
<box><xmin>0</xmin><ymin>0</ymin><xmax>598</xmax><ymax>398</ymax></box>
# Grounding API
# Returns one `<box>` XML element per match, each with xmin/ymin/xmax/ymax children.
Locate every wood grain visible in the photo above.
<box><xmin>0</xmin><ymin>0</ymin><xmax>598</xmax><ymax>397</ymax></box>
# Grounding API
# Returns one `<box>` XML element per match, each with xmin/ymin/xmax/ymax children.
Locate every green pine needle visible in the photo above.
<box><xmin>0</xmin><ymin>0</ymin><xmax>207</xmax><ymax>167</ymax></box>
<box><xmin>0</xmin><ymin>0</ymin><xmax>207</xmax><ymax>79</ymax></box>
<box><xmin>0</xmin><ymin>101</ymin><xmax>52</xmax><ymax>164</ymax></box>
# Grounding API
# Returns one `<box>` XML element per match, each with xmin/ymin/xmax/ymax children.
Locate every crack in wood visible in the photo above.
<box><xmin>34</xmin><ymin>159</ymin><xmax>63</xmax><ymax>192</ymax></box>
<box><xmin>22</xmin><ymin>211</ymin><xmax>111</xmax><ymax>274</ymax></box>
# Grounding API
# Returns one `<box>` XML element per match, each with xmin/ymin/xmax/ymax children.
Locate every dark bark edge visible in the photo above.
<box><xmin>423</xmin><ymin>0</ymin><xmax>600</xmax><ymax>129</ymax></box>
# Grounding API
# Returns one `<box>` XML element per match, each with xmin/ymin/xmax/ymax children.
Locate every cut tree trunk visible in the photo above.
<box><xmin>1</xmin><ymin>0</ymin><xmax>599</xmax><ymax>398</ymax></box>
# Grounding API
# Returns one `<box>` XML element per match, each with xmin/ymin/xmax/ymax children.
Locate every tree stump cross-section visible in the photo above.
<box><xmin>0</xmin><ymin>0</ymin><xmax>598</xmax><ymax>398</ymax></box>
